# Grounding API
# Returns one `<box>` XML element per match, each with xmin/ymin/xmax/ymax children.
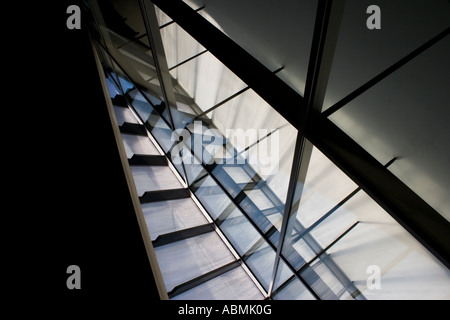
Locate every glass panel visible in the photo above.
<box><xmin>189</xmin><ymin>0</ymin><xmax>318</xmax><ymax>95</ymax></box>
<box><xmin>218</xmin><ymin>207</ymin><xmax>261</xmax><ymax>256</ymax></box>
<box><xmin>127</xmin><ymin>88</ymin><xmax>158</xmax><ymax>122</ymax></box>
<box><xmin>154</xmin><ymin>232</ymin><xmax>235</xmax><ymax>292</ymax></box>
<box><xmin>159</xmin><ymin>18</ymin><xmax>206</xmax><ymax>68</ymax></box>
<box><xmin>329</xmin><ymin>36</ymin><xmax>450</xmax><ymax>221</ymax></box>
<box><xmin>90</xmin><ymin>1</ymin><xmax>450</xmax><ymax>300</ymax></box>
<box><xmin>193</xmin><ymin>173</ymin><xmax>281</xmax><ymax>293</ymax></box>
<box><xmin>168</xmin><ymin>51</ymin><xmax>248</xmax><ymax>113</ymax></box>
<box><xmin>113</xmin><ymin>106</ymin><xmax>138</xmax><ymax>125</ymax></box>
<box><xmin>244</xmin><ymin>188</ymin><xmax>284</xmax><ymax>232</ymax></box>
<box><xmin>185</xmin><ymin>90</ymin><xmax>297</xmax><ymax>243</ymax></box>
<box><xmin>154</xmin><ymin>4</ymin><xmax>172</xmax><ymax>26</ymax></box>
<box><xmin>110</xmin><ymin>71</ymin><xmax>135</xmax><ymax>94</ymax></box>
<box><xmin>239</xmin><ymin>191</ymin><xmax>278</xmax><ymax>235</ymax></box>
<box><xmin>118</xmin><ymin>41</ymin><xmax>158</xmax><ymax>80</ymax></box>
<box><xmin>280</xmin><ymin>143</ymin><xmax>358</xmax><ymax>270</ymax></box>
<box><xmin>192</xmin><ymin>175</ymin><xmax>233</xmax><ymax>220</ymax></box>
<box><xmin>185</xmin><ymin>120</ymin><xmax>226</xmax><ymax>167</ymax></box>
<box><xmin>209</xmin><ymin>88</ymin><xmax>297</xmax><ymax>208</ymax></box>
<box><xmin>308</xmin><ymin>204</ymin><xmax>357</xmax><ymax>250</ymax></box>
<box><xmin>142</xmin><ymin>198</ymin><xmax>208</xmax><ymax>240</ymax></box>
<box><xmin>300</xmin><ymin>257</ymin><xmax>350</xmax><ymax>300</ymax></box>
<box><xmin>171</xmin><ymin>266</ymin><xmax>264</xmax><ymax>300</ymax></box>
<box><xmin>146</xmin><ymin>110</ymin><xmax>175</xmax><ymax>152</ymax></box>
<box><xmin>152</xmin><ymin>16</ymin><xmax>299</xmax><ymax>246</ymax></box>
<box><xmin>222</xmin><ymin>166</ymin><xmax>254</xmax><ymax>184</ymax></box>
<box><xmin>293</xmin><ymin>146</ymin><xmax>358</xmax><ymax>228</ymax></box>
<box><xmin>272</xmin><ymin>258</ymin><xmax>295</xmax><ymax>292</ymax></box>
<box><xmin>105</xmin><ymin>77</ymin><xmax>120</xmax><ymax>98</ymax></box>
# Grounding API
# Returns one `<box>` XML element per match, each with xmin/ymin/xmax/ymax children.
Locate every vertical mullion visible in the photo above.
<box><xmin>138</xmin><ymin>0</ymin><xmax>189</xmax><ymax>184</ymax></box>
<box><xmin>267</xmin><ymin>135</ymin><xmax>313</xmax><ymax>296</ymax></box>
<box><xmin>138</xmin><ymin>0</ymin><xmax>178</xmax><ymax>129</ymax></box>
<box><xmin>268</xmin><ymin>0</ymin><xmax>346</xmax><ymax>298</ymax></box>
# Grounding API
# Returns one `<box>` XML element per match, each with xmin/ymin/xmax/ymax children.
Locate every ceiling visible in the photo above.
<box><xmin>183</xmin><ymin>0</ymin><xmax>450</xmax><ymax>220</ymax></box>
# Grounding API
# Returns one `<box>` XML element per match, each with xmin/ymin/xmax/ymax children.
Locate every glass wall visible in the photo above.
<box><xmin>87</xmin><ymin>0</ymin><xmax>450</xmax><ymax>299</ymax></box>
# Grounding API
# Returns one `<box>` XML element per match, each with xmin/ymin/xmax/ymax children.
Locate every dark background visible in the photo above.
<box><xmin>11</xmin><ymin>0</ymin><xmax>439</xmax><ymax>313</ymax></box>
<box><xmin>18</xmin><ymin>0</ymin><xmax>160</xmax><ymax>309</ymax></box>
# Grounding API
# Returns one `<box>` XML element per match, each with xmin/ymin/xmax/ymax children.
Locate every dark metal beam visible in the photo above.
<box><xmin>159</xmin><ymin>5</ymin><xmax>205</xmax><ymax>29</ymax></box>
<box><xmin>111</xmin><ymin>94</ymin><xmax>128</xmax><ymax>107</ymax></box>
